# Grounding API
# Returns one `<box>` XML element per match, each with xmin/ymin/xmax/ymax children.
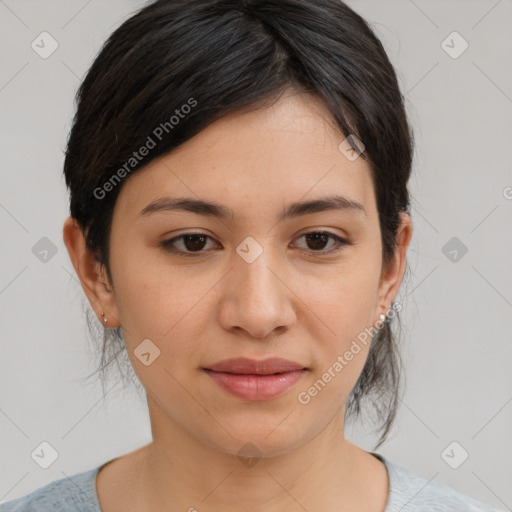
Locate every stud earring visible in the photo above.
<box><xmin>379</xmin><ymin>313</ymin><xmax>386</xmax><ymax>324</ymax></box>
<box><xmin>101</xmin><ymin>312</ymin><xmax>107</xmax><ymax>325</ymax></box>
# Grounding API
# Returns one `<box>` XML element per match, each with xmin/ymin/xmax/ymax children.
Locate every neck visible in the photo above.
<box><xmin>131</xmin><ymin>395</ymin><xmax>388</xmax><ymax>512</ymax></box>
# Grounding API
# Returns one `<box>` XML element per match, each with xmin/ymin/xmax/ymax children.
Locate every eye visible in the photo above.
<box><xmin>160</xmin><ymin>230</ymin><xmax>351</xmax><ymax>257</ymax></box>
<box><xmin>161</xmin><ymin>233</ymin><xmax>219</xmax><ymax>255</ymax></box>
<box><xmin>292</xmin><ymin>231</ymin><xmax>351</xmax><ymax>255</ymax></box>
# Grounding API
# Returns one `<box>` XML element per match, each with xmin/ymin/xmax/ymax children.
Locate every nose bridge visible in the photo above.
<box><xmin>235</xmin><ymin>234</ymin><xmax>284</xmax><ymax>304</ymax></box>
<box><xmin>220</xmin><ymin>234</ymin><xmax>295</xmax><ymax>338</ymax></box>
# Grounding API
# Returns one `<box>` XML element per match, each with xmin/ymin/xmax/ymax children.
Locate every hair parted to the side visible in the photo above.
<box><xmin>64</xmin><ymin>0</ymin><xmax>414</xmax><ymax>448</ymax></box>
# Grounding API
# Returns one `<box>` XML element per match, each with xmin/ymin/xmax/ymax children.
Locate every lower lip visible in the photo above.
<box><xmin>204</xmin><ymin>369</ymin><xmax>306</xmax><ymax>400</ymax></box>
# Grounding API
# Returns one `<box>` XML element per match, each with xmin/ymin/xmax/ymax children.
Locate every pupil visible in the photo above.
<box><xmin>184</xmin><ymin>235</ymin><xmax>206</xmax><ymax>251</ymax></box>
<box><xmin>307</xmin><ymin>233</ymin><xmax>328</xmax><ymax>250</ymax></box>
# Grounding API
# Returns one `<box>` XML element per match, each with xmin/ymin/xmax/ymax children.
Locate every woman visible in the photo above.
<box><xmin>1</xmin><ymin>0</ymin><xmax>502</xmax><ymax>510</ymax></box>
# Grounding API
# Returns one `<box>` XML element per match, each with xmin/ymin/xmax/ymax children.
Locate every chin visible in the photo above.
<box><xmin>204</xmin><ymin>417</ymin><xmax>309</xmax><ymax>461</ymax></box>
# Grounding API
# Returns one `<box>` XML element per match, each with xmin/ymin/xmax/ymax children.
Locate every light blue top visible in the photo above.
<box><xmin>0</xmin><ymin>453</ymin><xmax>503</xmax><ymax>511</ymax></box>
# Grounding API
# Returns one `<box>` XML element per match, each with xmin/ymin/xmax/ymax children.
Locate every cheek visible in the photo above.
<box><xmin>111</xmin><ymin>262</ymin><xmax>206</xmax><ymax>405</ymax></box>
<box><xmin>110</xmin><ymin>243</ymin><xmax>204</xmax><ymax>337</ymax></box>
<box><xmin>110</xmin><ymin>250</ymin><xmax>218</xmax><ymax>389</ymax></box>
<box><xmin>295</xmin><ymin>256</ymin><xmax>381</xmax><ymax>344</ymax></box>
<box><xmin>294</xmin><ymin>275</ymin><xmax>377</xmax><ymax>413</ymax></box>
<box><xmin>291</xmin><ymin>254</ymin><xmax>381</xmax><ymax>402</ymax></box>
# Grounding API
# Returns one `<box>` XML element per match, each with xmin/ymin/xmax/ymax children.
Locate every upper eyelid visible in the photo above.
<box><xmin>165</xmin><ymin>226</ymin><xmax>348</xmax><ymax>239</ymax></box>
<box><xmin>164</xmin><ymin>230</ymin><xmax>346</xmax><ymax>242</ymax></box>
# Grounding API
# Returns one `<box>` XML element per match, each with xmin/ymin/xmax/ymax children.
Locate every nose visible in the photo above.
<box><xmin>218</xmin><ymin>245</ymin><xmax>296</xmax><ymax>339</ymax></box>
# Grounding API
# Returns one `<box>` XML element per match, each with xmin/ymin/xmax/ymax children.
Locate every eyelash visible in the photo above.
<box><xmin>160</xmin><ymin>231</ymin><xmax>351</xmax><ymax>257</ymax></box>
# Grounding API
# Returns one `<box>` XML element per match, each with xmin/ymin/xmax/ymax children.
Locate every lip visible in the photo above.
<box><xmin>203</xmin><ymin>357</ymin><xmax>307</xmax><ymax>401</ymax></box>
<box><xmin>205</xmin><ymin>357</ymin><xmax>306</xmax><ymax>374</ymax></box>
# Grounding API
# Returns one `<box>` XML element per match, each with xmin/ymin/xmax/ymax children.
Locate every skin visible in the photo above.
<box><xmin>63</xmin><ymin>89</ymin><xmax>412</xmax><ymax>512</ymax></box>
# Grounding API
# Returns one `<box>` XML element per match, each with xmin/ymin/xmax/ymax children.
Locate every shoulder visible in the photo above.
<box><xmin>380</xmin><ymin>456</ymin><xmax>504</xmax><ymax>512</ymax></box>
<box><xmin>0</xmin><ymin>466</ymin><xmax>102</xmax><ymax>512</ymax></box>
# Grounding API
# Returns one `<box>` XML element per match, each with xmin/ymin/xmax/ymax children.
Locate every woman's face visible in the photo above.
<box><xmin>85</xmin><ymin>90</ymin><xmax>411</xmax><ymax>457</ymax></box>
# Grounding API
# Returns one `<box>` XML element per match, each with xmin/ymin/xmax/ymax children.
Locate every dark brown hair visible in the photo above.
<box><xmin>64</xmin><ymin>0</ymin><xmax>413</xmax><ymax>447</ymax></box>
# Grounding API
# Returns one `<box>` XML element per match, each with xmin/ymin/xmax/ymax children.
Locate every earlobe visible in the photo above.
<box><xmin>62</xmin><ymin>216</ymin><xmax>120</xmax><ymax>327</ymax></box>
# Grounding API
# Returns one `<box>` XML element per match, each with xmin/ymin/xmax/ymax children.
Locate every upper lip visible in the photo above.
<box><xmin>204</xmin><ymin>357</ymin><xmax>306</xmax><ymax>375</ymax></box>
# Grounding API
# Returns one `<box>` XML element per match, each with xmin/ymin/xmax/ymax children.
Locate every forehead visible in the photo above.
<box><xmin>114</xmin><ymin>91</ymin><xmax>376</xmax><ymax>224</ymax></box>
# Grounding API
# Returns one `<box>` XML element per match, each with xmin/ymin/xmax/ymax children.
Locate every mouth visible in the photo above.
<box><xmin>204</xmin><ymin>356</ymin><xmax>307</xmax><ymax>374</ymax></box>
<box><xmin>203</xmin><ymin>357</ymin><xmax>308</xmax><ymax>400</ymax></box>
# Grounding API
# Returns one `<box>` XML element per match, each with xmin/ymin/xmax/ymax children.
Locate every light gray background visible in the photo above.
<box><xmin>1</xmin><ymin>0</ymin><xmax>511</xmax><ymax>508</ymax></box>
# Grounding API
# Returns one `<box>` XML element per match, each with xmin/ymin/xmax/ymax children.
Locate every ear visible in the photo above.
<box><xmin>62</xmin><ymin>216</ymin><xmax>120</xmax><ymax>327</ymax></box>
<box><xmin>374</xmin><ymin>212</ymin><xmax>413</xmax><ymax>322</ymax></box>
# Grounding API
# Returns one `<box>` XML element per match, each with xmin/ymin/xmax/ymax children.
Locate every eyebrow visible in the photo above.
<box><xmin>138</xmin><ymin>194</ymin><xmax>366</xmax><ymax>222</ymax></box>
